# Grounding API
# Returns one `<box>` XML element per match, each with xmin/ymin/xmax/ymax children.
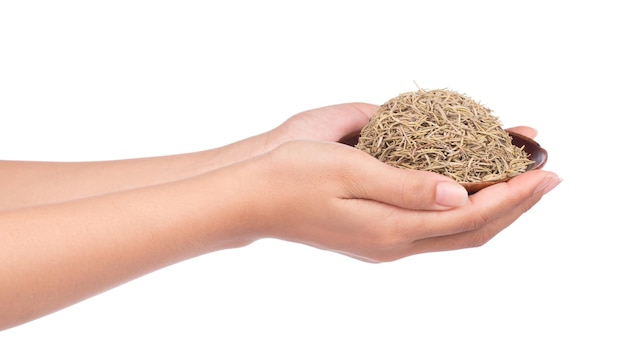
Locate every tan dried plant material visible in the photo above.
<box><xmin>356</xmin><ymin>89</ymin><xmax>534</xmax><ymax>183</ymax></box>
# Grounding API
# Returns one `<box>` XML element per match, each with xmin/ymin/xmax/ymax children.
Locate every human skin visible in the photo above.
<box><xmin>0</xmin><ymin>103</ymin><xmax>561</xmax><ymax>330</ymax></box>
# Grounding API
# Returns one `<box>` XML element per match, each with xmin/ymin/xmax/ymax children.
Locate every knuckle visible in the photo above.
<box><xmin>394</xmin><ymin>173</ymin><xmax>424</xmax><ymax>208</ymax></box>
<box><xmin>368</xmin><ymin>233</ymin><xmax>407</xmax><ymax>262</ymax></box>
<box><xmin>463</xmin><ymin>232</ymin><xmax>492</xmax><ymax>248</ymax></box>
<box><xmin>364</xmin><ymin>246</ymin><xmax>402</xmax><ymax>263</ymax></box>
<box><xmin>453</xmin><ymin>214</ymin><xmax>499</xmax><ymax>249</ymax></box>
<box><xmin>460</xmin><ymin>210</ymin><xmax>494</xmax><ymax>232</ymax></box>
<box><xmin>354</xmin><ymin>225</ymin><xmax>405</xmax><ymax>263</ymax></box>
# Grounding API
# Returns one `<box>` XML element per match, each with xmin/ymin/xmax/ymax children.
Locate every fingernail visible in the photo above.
<box><xmin>436</xmin><ymin>181</ymin><xmax>469</xmax><ymax>207</ymax></box>
<box><xmin>535</xmin><ymin>174</ymin><xmax>563</xmax><ymax>195</ymax></box>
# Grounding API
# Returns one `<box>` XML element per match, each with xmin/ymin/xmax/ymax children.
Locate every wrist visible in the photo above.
<box><xmin>194</xmin><ymin>129</ymin><xmax>282</xmax><ymax>174</ymax></box>
<box><xmin>193</xmin><ymin>155</ymin><xmax>277</xmax><ymax>249</ymax></box>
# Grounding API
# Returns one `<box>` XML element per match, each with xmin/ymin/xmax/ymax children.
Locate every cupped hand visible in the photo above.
<box><xmin>269</xmin><ymin>103</ymin><xmax>379</xmax><ymax>145</ymax></box>
<box><xmin>247</xmin><ymin>139</ymin><xmax>560</xmax><ymax>262</ymax></box>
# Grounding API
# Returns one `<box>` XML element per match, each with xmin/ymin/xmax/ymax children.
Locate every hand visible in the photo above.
<box><xmin>246</xmin><ymin>139</ymin><xmax>560</xmax><ymax>262</ymax></box>
<box><xmin>268</xmin><ymin>103</ymin><xmax>379</xmax><ymax>145</ymax></box>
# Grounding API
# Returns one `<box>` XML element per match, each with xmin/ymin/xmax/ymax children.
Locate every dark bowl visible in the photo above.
<box><xmin>341</xmin><ymin>130</ymin><xmax>548</xmax><ymax>194</ymax></box>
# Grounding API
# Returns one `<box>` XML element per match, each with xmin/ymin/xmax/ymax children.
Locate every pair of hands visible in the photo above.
<box><xmin>0</xmin><ymin>102</ymin><xmax>560</xmax><ymax>330</ymax></box>
<box><xmin>243</xmin><ymin>103</ymin><xmax>560</xmax><ymax>262</ymax></box>
<box><xmin>2</xmin><ymin>103</ymin><xmax>556</xmax><ymax>267</ymax></box>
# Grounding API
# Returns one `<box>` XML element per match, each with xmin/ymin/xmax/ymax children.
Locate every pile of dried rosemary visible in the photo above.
<box><xmin>356</xmin><ymin>89</ymin><xmax>533</xmax><ymax>183</ymax></box>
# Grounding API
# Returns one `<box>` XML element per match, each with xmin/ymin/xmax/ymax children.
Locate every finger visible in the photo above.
<box><xmin>404</xmin><ymin>170</ymin><xmax>561</xmax><ymax>252</ymax></box>
<box><xmin>344</xmin><ymin>150</ymin><xmax>469</xmax><ymax>210</ymax></box>
<box><xmin>404</xmin><ymin>186</ymin><xmax>545</xmax><ymax>256</ymax></box>
<box><xmin>339</xmin><ymin>178</ymin><xmax>548</xmax><ymax>263</ymax></box>
<box><xmin>330</xmin><ymin>103</ymin><xmax>380</xmax><ymax>145</ymax></box>
<box><xmin>296</xmin><ymin>103</ymin><xmax>380</xmax><ymax>142</ymax></box>
<box><xmin>376</xmin><ymin>169</ymin><xmax>559</xmax><ymax>241</ymax></box>
<box><xmin>318</xmin><ymin>102</ymin><xmax>379</xmax><ymax>135</ymax></box>
<box><xmin>506</xmin><ymin>126</ymin><xmax>538</xmax><ymax>139</ymax></box>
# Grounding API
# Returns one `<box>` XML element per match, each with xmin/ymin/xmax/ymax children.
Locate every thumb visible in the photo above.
<box><xmin>348</xmin><ymin>155</ymin><xmax>469</xmax><ymax>210</ymax></box>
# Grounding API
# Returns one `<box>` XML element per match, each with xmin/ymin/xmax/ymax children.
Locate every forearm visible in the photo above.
<box><xmin>0</xmin><ymin>160</ymin><xmax>264</xmax><ymax>330</ymax></box>
<box><xmin>0</xmin><ymin>102</ymin><xmax>379</xmax><ymax>211</ymax></box>
<box><xmin>0</xmin><ymin>131</ymin><xmax>278</xmax><ymax>210</ymax></box>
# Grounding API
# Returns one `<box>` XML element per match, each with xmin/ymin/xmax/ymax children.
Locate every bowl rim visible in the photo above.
<box><xmin>460</xmin><ymin>130</ymin><xmax>548</xmax><ymax>194</ymax></box>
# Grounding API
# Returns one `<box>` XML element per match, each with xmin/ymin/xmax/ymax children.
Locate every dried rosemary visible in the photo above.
<box><xmin>356</xmin><ymin>89</ymin><xmax>534</xmax><ymax>183</ymax></box>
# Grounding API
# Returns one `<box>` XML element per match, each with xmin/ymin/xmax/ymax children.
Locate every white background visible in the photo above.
<box><xmin>1</xmin><ymin>1</ymin><xmax>624</xmax><ymax>355</ymax></box>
